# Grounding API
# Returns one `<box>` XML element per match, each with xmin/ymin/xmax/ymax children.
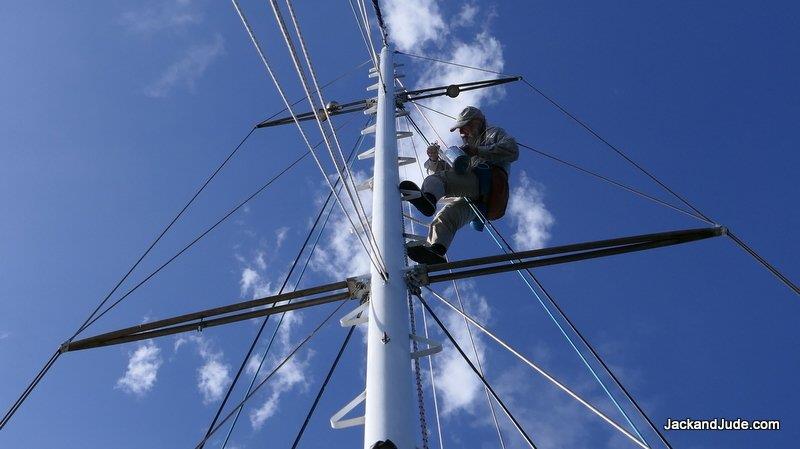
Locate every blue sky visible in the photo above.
<box><xmin>1</xmin><ymin>1</ymin><xmax>798</xmax><ymax>448</ymax></box>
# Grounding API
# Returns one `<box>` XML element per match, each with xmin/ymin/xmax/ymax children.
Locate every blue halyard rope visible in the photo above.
<box><xmin>473</xmin><ymin>210</ymin><xmax>649</xmax><ymax>446</ymax></box>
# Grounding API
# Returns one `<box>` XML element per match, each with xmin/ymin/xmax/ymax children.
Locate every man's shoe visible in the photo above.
<box><xmin>399</xmin><ymin>180</ymin><xmax>436</xmax><ymax>217</ymax></box>
<box><xmin>407</xmin><ymin>243</ymin><xmax>447</xmax><ymax>264</ymax></box>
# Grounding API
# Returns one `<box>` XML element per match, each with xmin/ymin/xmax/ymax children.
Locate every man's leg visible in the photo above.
<box><xmin>405</xmin><ymin>171</ymin><xmax>479</xmax><ymax>264</ymax></box>
<box><xmin>422</xmin><ymin>170</ymin><xmax>479</xmax><ymax>200</ymax></box>
<box><xmin>428</xmin><ymin>198</ymin><xmax>476</xmax><ymax>250</ymax></box>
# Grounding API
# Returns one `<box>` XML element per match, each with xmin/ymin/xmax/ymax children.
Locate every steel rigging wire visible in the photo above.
<box><xmin>2</xmin><ymin>118</ymin><xmax>355</xmax><ymax>431</ymax></box>
<box><xmin>0</xmin><ymin>55</ymin><xmax>373</xmax><ymax>430</ymax></box>
<box><xmin>221</xmin><ymin>190</ymin><xmax>340</xmax><ymax>449</ymax></box>
<box><xmin>213</xmin><ymin>123</ymin><xmax>371</xmax><ymax>449</ymax></box>
<box><xmin>192</xmin><ymin>300</ymin><xmax>352</xmax><ymax>449</ymax></box>
<box><xmin>397</xmin><ymin>50</ymin><xmax>798</xmax><ymax>296</ymax></box>
<box><xmin>231</xmin><ymin>0</ymin><xmax>388</xmax><ymax>279</ymax></box>
<box><xmin>289</xmin><ymin>326</ymin><xmax>356</xmax><ymax>449</ymax></box>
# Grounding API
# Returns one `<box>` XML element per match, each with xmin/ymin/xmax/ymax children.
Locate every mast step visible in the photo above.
<box><xmin>398</xmin><ymin>156</ymin><xmax>415</xmax><ymax>166</ymax></box>
<box><xmin>357</xmin><ymin>147</ymin><xmax>375</xmax><ymax>160</ymax></box>
<box><xmin>330</xmin><ymin>391</ymin><xmax>366</xmax><ymax>429</ymax></box>
<box><xmin>369</xmin><ymin>63</ymin><xmax>403</xmax><ymax>73</ymax></box>
<box><xmin>356</xmin><ymin>177</ymin><xmax>374</xmax><ymax>191</ymax></box>
<box><xmin>410</xmin><ymin>334</ymin><xmax>442</xmax><ymax>359</ymax></box>
<box><xmin>340</xmin><ymin>301</ymin><xmax>369</xmax><ymax>327</ymax></box>
<box><xmin>400</xmin><ymin>189</ymin><xmax>422</xmax><ymax>201</ymax></box>
<box><xmin>369</xmin><ymin>71</ymin><xmax>405</xmax><ymax>79</ymax></box>
<box><xmin>403</xmin><ymin>233</ymin><xmax>426</xmax><ymax>242</ymax></box>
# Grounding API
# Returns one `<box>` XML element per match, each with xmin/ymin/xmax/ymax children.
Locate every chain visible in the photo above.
<box><xmin>408</xmin><ymin>294</ymin><xmax>430</xmax><ymax>449</ymax></box>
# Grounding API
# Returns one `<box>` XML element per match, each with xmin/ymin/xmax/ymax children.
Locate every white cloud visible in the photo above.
<box><xmin>387</xmin><ymin>2</ymin><xmax>506</xmax><ymax>187</ymax></box>
<box><xmin>240</xmin><ymin>267</ymin><xmax>261</xmax><ymax>296</ymax></box>
<box><xmin>310</xmin><ymin>171</ymin><xmax>375</xmax><ymax>279</ymax></box>
<box><xmin>409</xmin><ymin>33</ymin><xmax>506</xmax><ymax>149</ymax></box>
<box><xmin>275</xmin><ymin>227</ymin><xmax>290</xmax><ymax>249</ymax></box>
<box><xmin>507</xmin><ymin>171</ymin><xmax>554</xmax><ymax>250</ymax></box>
<box><xmin>121</xmin><ymin>0</ymin><xmax>202</xmax><ymax>35</ymax></box>
<box><xmin>249</xmin><ymin>351</ymin><xmax>312</xmax><ymax>429</ymax></box>
<box><xmin>384</xmin><ymin>0</ymin><xmax>447</xmax><ymax>53</ymax></box>
<box><xmin>255</xmin><ymin>250</ymin><xmax>268</xmax><ymax>270</ymax></box>
<box><xmin>192</xmin><ymin>336</ymin><xmax>231</xmax><ymax>403</ymax></box>
<box><xmin>457</xmin><ymin>3</ymin><xmax>479</xmax><ymax>26</ymax></box>
<box><xmin>198</xmin><ymin>359</ymin><xmax>231</xmax><ymax>403</ymax></box>
<box><xmin>232</xmin><ymin>225</ymin><xmax>314</xmax><ymax>429</ymax></box>
<box><xmin>432</xmin><ymin>280</ymin><xmax>492</xmax><ymax>416</ymax></box>
<box><xmin>176</xmin><ymin>335</ymin><xmax>232</xmax><ymax>403</ymax></box>
<box><xmin>143</xmin><ymin>34</ymin><xmax>225</xmax><ymax>98</ymax></box>
<box><xmin>116</xmin><ymin>341</ymin><xmax>162</xmax><ymax>396</ymax></box>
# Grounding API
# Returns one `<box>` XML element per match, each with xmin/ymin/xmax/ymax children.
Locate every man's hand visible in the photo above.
<box><xmin>427</xmin><ymin>143</ymin><xmax>440</xmax><ymax>161</ymax></box>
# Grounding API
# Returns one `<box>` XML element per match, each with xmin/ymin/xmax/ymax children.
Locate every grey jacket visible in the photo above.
<box><xmin>471</xmin><ymin>125</ymin><xmax>519</xmax><ymax>175</ymax></box>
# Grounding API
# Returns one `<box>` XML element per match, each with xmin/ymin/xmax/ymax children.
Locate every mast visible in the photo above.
<box><xmin>363</xmin><ymin>45</ymin><xmax>416</xmax><ymax>449</ymax></box>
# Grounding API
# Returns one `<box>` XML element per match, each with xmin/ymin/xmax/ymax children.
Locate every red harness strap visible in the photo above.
<box><xmin>484</xmin><ymin>166</ymin><xmax>509</xmax><ymax>220</ymax></box>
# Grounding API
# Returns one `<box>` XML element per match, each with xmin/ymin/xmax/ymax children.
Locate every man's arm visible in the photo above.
<box><xmin>475</xmin><ymin>127</ymin><xmax>519</xmax><ymax>163</ymax></box>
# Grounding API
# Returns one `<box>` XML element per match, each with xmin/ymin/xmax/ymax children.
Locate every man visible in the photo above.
<box><xmin>401</xmin><ymin>106</ymin><xmax>519</xmax><ymax>264</ymax></box>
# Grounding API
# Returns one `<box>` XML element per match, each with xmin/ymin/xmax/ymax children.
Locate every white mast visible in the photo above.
<box><xmin>363</xmin><ymin>45</ymin><xmax>416</xmax><ymax>449</ymax></box>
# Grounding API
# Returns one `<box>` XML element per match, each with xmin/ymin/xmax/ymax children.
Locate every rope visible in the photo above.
<box><xmin>356</xmin><ymin>0</ymin><xmax>387</xmax><ymax>91</ymax></box>
<box><xmin>415</xmin><ymin>294</ymin><xmax>539</xmax><ymax>449</ymax></box>
<box><xmin>277</xmin><ymin>0</ymin><xmax>388</xmax><ymax>278</ymax></box>
<box><xmin>231</xmin><ymin>0</ymin><xmax>388</xmax><ymax>279</ymax></box>
<box><xmin>408</xmin><ymin>295</ymin><xmax>431</xmax><ymax>449</ymax></box>
<box><xmin>347</xmin><ymin>0</ymin><xmax>376</xmax><ymax>69</ymax></box>
<box><xmin>424</xmin><ymin>287</ymin><xmax>650</xmax><ymax>449</ymax></box>
<box><xmin>192</xmin><ymin>298</ymin><xmax>350</xmax><ymax>449</ymax></box>
<box><xmin>290</xmin><ymin>326</ymin><xmax>355</xmax><ymax>449</ymax></box>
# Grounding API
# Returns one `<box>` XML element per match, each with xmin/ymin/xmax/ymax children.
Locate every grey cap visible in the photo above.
<box><xmin>449</xmin><ymin>106</ymin><xmax>485</xmax><ymax>132</ymax></box>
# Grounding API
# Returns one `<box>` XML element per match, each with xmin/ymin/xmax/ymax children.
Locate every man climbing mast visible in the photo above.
<box><xmin>401</xmin><ymin>106</ymin><xmax>519</xmax><ymax>264</ymax></box>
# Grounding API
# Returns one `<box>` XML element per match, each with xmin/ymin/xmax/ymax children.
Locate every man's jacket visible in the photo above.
<box><xmin>470</xmin><ymin>125</ymin><xmax>519</xmax><ymax>175</ymax></box>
